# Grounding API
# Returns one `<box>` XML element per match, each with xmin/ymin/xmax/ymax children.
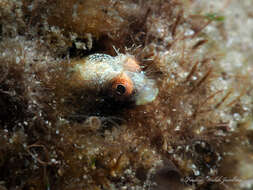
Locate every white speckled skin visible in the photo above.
<box><xmin>69</xmin><ymin>53</ymin><xmax>158</xmax><ymax>105</ymax></box>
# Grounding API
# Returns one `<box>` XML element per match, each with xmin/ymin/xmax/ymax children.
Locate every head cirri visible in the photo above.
<box><xmin>68</xmin><ymin>53</ymin><xmax>158</xmax><ymax>105</ymax></box>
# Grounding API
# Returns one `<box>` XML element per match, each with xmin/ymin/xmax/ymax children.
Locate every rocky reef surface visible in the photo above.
<box><xmin>0</xmin><ymin>0</ymin><xmax>253</xmax><ymax>190</ymax></box>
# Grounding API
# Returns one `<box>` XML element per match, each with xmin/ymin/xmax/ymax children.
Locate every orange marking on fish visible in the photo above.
<box><xmin>123</xmin><ymin>57</ymin><xmax>141</xmax><ymax>72</ymax></box>
<box><xmin>111</xmin><ymin>73</ymin><xmax>133</xmax><ymax>97</ymax></box>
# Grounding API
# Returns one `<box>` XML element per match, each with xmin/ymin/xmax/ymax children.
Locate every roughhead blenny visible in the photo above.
<box><xmin>68</xmin><ymin>53</ymin><xmax>159</xmax><ymax>105</ymax></box>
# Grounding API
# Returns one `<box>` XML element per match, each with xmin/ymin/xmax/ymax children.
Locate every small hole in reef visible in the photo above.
<box><xmin>66</xmin><ymin>35</ymin><xmax>112</xmax><ymax>59</ymax></box>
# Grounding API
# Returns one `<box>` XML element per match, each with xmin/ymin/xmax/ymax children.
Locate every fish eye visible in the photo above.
<box><xmin>111</xmin><ymin>73</ymin><xmax>133</xmax><ymax>98</ymax></box>
<box><xmin>115</xmin><ymin>84</ymin><xmax>126</xmax><ymax>95</ymax></box>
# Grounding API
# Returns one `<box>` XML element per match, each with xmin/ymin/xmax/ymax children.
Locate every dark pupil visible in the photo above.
<box><xmin>116</xmin><ymin>84</ymin><xmax>126</xmax><ymax>95</ymax></box>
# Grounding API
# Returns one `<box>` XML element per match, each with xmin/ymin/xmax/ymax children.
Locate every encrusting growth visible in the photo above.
<box><xmin>0</xmin><ymin>0</ymin><xmax>253</xmax><ymax>190</ymax></box>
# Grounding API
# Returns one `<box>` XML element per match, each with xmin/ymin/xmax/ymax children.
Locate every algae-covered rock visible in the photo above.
<box><xmin>0</xmin><ymin>0</ymin><xmax>253</xmax><ymax>189</ymax></box>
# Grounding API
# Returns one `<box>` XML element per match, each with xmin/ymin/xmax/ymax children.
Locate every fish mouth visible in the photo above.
<box><xmin>135</xmin><ymin>79</ymin><xmax>159</xmax><ymax>105</ymax></box>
